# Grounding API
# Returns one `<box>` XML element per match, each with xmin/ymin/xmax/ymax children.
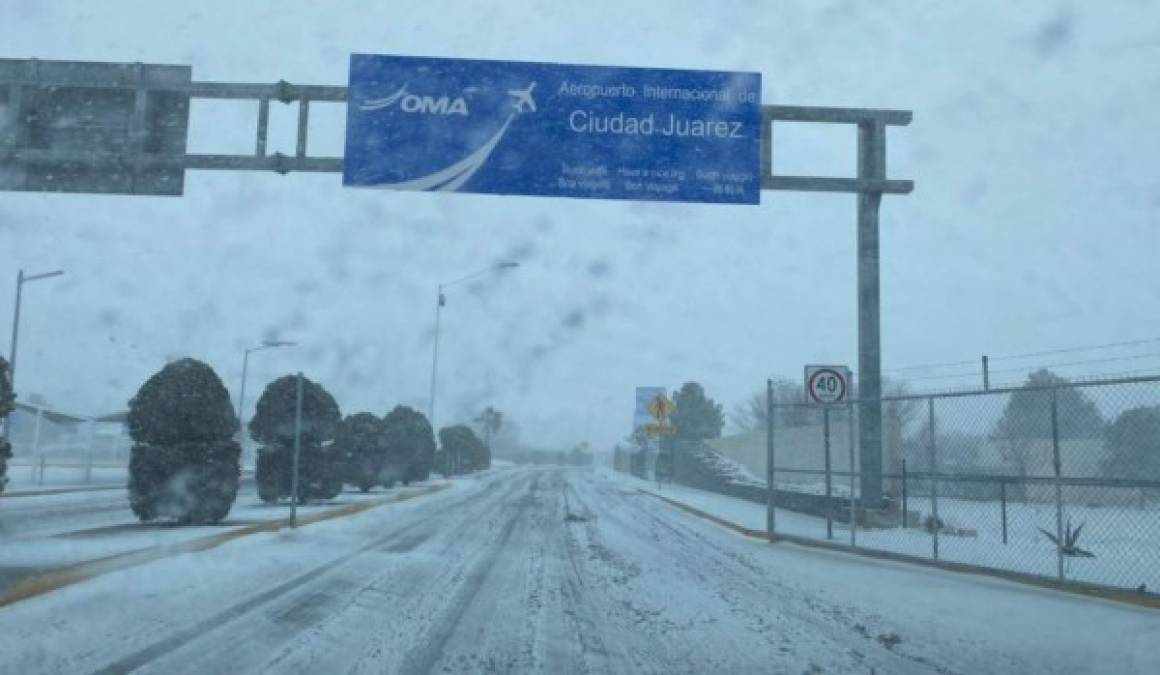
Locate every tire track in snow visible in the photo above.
<box><xmin>577</xmin><ymin>476</ymin><xmax>983</xmax><ymax>674</ymax></box>
<box><xmin>88</xmin><ymin>482</ymin><xmax>495</xmax><ymax>675</ymax></box>
<box><xmin>240</xmin><ymin>470</ymin><xmax>541</xmax><ymax>674</ymax></box>
<box><xmin>158</xmin><ymin>477</ymin><xmax>525</xmax><ymax>675</ymax></box>
<box><xmin>395</xmin><ymin>471</ymin><xmax>544</xmax><ymax>675</ymax></box>
<box><xmin>563</xmin><ymin>476</ymin><xmax>922</xmax><ymax>674</ymax></box>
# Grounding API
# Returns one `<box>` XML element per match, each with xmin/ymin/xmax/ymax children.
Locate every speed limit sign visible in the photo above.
<box><xmin>805</xmin><ymin>365</ymin><xmax>851</xmax><ymax>405</ymax></box>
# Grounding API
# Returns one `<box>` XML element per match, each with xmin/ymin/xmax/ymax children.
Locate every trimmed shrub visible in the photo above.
<box><xmin>438</xmin><ymin>424</ymin><xmax>487</xmax><ymax>475</ymax></box>
<box><xmin>251</xmin><ymin>374</ymin><xmax>342</xmax><ymax>502</ymax></box>
<box><xmin>0</xmin><ymin>356</ymin><xmax>13</xmax><ymax>494</ymax></box>
<box><xmin>126</xmin><ymin>359</ymin><xmax>240</xmax><ymax>523</ymax></box>
<box><xmin>335</xmin><ymin>412</ymin><xmax>387</xmax><ymax>492</ymax></box>
<box><xmin>383</xmin><ymin>406</ymin><xmax>436</xmax><ymax>485</ymax></box>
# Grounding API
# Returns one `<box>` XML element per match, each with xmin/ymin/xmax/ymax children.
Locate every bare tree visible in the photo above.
<box><xmin>729</xmin><ymin>379</ymin><xmax>812</xmax><ymax>433</ymax></box>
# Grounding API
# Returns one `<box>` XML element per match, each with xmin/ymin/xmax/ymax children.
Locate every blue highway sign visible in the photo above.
<box><xmin>343</xmin><ymin>54</ymin><xmax>762</xmax><ymax>204</ymax></box>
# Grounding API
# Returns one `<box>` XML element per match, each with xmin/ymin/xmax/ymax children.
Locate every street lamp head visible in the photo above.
<box><xmin>497</xmin><ymin>262</ymin><xmax>520</xmax><ymax>269</ymax></box>
<box><xmin>23</xmin><ymin>270</ymin><xmax>65</xmax><ymax>283</ymax></box>
<box><xmin>262</xmin><ymin>339</ymin><xmax>296</xmax><ymax>348</ymax></box>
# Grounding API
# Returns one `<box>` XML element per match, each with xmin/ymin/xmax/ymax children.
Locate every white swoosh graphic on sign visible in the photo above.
<box><xmin>359</xmin><ymin>84</ymin><xmax>408</xmax><ymax>111</ymax></box>
<box><xmin>373</xmin><ymin>113</ymin><xmax>516</xmax><ymax>192</ymax></box>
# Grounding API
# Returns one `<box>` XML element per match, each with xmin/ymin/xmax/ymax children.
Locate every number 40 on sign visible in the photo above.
<box><xmin>804</xmin><ymin>364</ymin><xmax>851</xmax><ymax>405</ymax></box>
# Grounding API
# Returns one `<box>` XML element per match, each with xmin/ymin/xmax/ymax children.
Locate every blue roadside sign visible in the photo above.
<box><xmin>343</xmin><ymin>54</ymin><xmax>762</xmax><ymax>204</ymax></box>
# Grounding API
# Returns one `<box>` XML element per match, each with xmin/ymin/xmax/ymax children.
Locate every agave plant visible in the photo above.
<box><xmin>1039</xmin><ymin>519</ymin><xmax>1095</xmax><ymax>558</ymax></box>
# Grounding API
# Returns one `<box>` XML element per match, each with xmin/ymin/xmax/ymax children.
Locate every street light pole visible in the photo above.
<box><xmin>427</xmin><ymin>284</ymin><xmax>444</xmax><ymax>433</ymax></box>
<box><xmin>426</xmin><ymin>262</ymin><xmax>518</xmax><ymax>436</ymax></box>
<box><xmin>237</xmin><ymin>339</ymin><xmax>296</xmax><ymax>466</ymax></box>
<box><xmin>290</xmin><ymin>371</ymin><xmax>304</xmax><ymax>528</ymax></box>
<box><xmin>7</xmin><ymin>271</ymin><xmax>23</xmax><ymax>402</ymax></box>
<box><xmin>3</xmin><ymin>268</ymin><xmax>64</xmax><ymax>443</ymax></box>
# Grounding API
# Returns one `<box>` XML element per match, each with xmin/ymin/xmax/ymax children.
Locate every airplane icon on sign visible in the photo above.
<box><xmin>507</xmin><ymin>82</ymin><xmax>537</xmax><ymax>114</ymax></box>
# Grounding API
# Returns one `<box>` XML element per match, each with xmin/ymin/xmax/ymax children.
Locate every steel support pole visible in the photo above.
<box><xmin>3</xmin><ymin>270</ymin><xmax>23</xmax><ymax>443</ymax></box>
<box><xmin>427</xmin><ymin>286</ymin><xmax>444</xmax><ymax>433</ymax></box>
<box><xmin>857</xmin><ymin>122</ymin><xmax>885</xmax><ymax>508</ymax></box>
<box><xmin>824</xmin><ymin>406</ymin><xmax>833</xmax><ymax>539</ymax></box>
<box><xmin>848</xmin><ymin>402</ymin><xmax>857</xmax><ymax>547</ymax></box>
<box><xmin>982</xmin><ymin>355</ymin><xmax>991</xmax><ymax>391</ymax></box>
<box><xmin>290</xmin><ymin>371</ymin><xmax>304</xmax><ymax>527</ymax></box>
<box><xmin>237</xmin><ymin>348</ymin><xmax>251</xmax><ymax>465</ymax></box>
<box><xmin>765</xmin><ymin>378</ymin><xmax>775</xmax><ymax>539</ymax></box>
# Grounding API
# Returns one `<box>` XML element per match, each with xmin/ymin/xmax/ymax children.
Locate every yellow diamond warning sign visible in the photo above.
<box><xmin>648</xmin><ymin>393</ymin><xmax>675</xmax><ymax>422</ymax></box>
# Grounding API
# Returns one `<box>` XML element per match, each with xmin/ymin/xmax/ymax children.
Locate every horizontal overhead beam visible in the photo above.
<box><xmin>3</xmin><ymin>150</ymin><xmax>915</xmax><ymax>192</ymax></box>
<box><xmin>762</xmin><ymin>175</ymin><xmax>914</xmax><ymax>194</ymax></box>
<box><xmin>764</xmin><ymin>105</ymin><xmax>912</xmax><ymax>126</ymax></box>
<box><xmin>184</xmin><ymin>81</ymin><xmax>348</xmax><ymax>103</ymax></box>
<box><xmin>2</xmin><ymin>63</ymin><xmax>916</xmax><ymax>194</ymax></box>
<box><xmin>1</xmin><ymin>148</ymin><xmax>342</xmax><ymax>174</ymax></box>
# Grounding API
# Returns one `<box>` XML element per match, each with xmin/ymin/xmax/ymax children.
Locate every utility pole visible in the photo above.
<box><xmin>856</xmin><ymin>120</ymin><xmax>886</xmax><ymax>507</ymax></box>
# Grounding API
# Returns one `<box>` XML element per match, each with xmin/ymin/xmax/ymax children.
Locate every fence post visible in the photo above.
<box><xmin>1051</xmin><ymin>387</ymin><xmax>1065</xmax><ymax>580</ymax></box>
<box><xmin>901</xmin><ymin>458</ymin><xmax>908</xmax><ymax>528</ymax></box>
<box><xmin>848</xmin><ymin>401</ymin><xmax>857</xmax><ymax>548</ymax></box>
<box><xmin>927</xmin><ymin>397</ymin><xmax>939</xmax><ymax>560</ymax></box>
<box><xmin>766</xmin><ymin>378</ymin><xmax>776</xmax><ymax>540</ymax></box>
<box><xmin>824</xmin><ymin>406</ymin><xmax>833</xmax><ymax>540</ymax></box>
<box><xmin>1000</xmin><ymin>480</ymin><xmax>1008</xmax><ymax>545</ymax></box>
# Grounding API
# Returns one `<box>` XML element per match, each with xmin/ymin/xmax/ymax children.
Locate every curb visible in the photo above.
<box><xmin>639</xmin><ymin>488</ymin><xmax>1160</xmax><ymax>612</ymax></box>
<box><xmin>643</xmin><ymin>490</ymin><xmax>770</xmax><ymax>540</ymax></box>
<box><xmin>1</xmin><ymin>485</ymin><xmax>124</xmax><ymax>499</ymax></box>
<box><xmin>0</xmin><ymin>483</ymin><xmax>450</xmax><ymax>609</ymax></box>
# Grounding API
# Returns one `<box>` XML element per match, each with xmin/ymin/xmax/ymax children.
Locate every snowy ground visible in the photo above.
<box><xmin>0</xmin><ymin>465</ymin><xmax>1157</xmax><ymax>674</ymax></box>
<box><xmin>0</xmin><ymin>476</ymin><xmax>435</xmax><ymax>596</ymax></box>
<box><xmin>640</xmin><ymin>472</ymin><xmax>1160</xmax><ymax>593</ymax></box>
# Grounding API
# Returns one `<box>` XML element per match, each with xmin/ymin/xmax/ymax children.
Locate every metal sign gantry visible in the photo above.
<box><xmin>0</xmin><ymin>58</ymin><xmax>912</xmax><ymax>506</ymax></box>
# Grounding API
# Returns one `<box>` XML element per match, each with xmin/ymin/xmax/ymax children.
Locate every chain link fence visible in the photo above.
<box><xmin>648</xmin><ymin>374</ymin><xmax>1160</xmax><ymax>597</ymax></box>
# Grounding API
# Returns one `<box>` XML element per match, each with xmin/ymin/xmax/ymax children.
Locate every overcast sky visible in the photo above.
<box><xmin>2</xmin><ymin>0</ymin><xmax>1158</xmax><ymax>450</ymax></box>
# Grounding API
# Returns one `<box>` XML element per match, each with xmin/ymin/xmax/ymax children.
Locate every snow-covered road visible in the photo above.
<box><xmin>0</xmin><ymin>466</ymin><xmax>1156</xmax><ymax>674</ymax></box>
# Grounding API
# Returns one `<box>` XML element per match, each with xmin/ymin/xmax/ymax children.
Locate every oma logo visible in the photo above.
<box><xmin>400</xmin><ymin>94</ymin><xmax>469</xmax><ymax>115</ymax></box>
<box><xmin>361</xmin><ymin>85</ymin><xmax>469</xmax><ymax>116</ymax></box>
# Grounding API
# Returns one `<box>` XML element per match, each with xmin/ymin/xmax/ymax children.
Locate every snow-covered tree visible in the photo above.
<box><xmin>251</xmin><ymin>374</ymin><xmax>343</xmax><ymax>502</ymax></box>
<box><xmin>671</xmin><ymin>382</ymin><xmax>724</xmax><ymax>441</ymax></box>
<box><xmin>335</xmin><ymin>412</ymin><xmax>388</xmax><ymax>492</ymax></box>
<box><xmin>126</xmin><ymin>358</ymin><xmax>241</xmax><ymax>523</ymax></box>
<box><xmin>382</xmin><ymin>405</ymin><xmax>436</xmax><ymax>485</ymax></box>
<box><xmin>0</xmin><ymin>356</ymin><xmax>14</xmax><ymax>494</ymax></box>
<box><xmin>438</xmin><ymin>424</ymin><xmax>488</xmax><ymax>474</ymax></box>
